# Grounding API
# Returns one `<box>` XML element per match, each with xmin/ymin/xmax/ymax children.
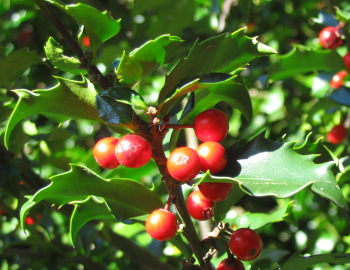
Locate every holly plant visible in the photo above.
<box><xmin>1</xmin><ymin>0</ymin><xmax>350</xmax><ymax>270</ymax></box>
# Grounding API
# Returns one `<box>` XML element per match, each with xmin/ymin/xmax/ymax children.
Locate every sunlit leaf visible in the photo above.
<box><xmin>47</xmin><ymin>0</ymin><xmax>121</xmax><ymax>51</ymax></box>
<box><xmin>198</xmin><ymin>134</ymin><xmax>348</xmax><ymax>210</ymax></box>
<box><xmin>5</xmin><ymin>76</ymin><xmax>99</xmax><ymax>148</ymax></box>
<box><xmin>20</xmin><ymin>164</ymin><xmax>163</xmax><ymax>232</ymax></box>
<box><xmin>44</xmin><ymin>37</ymin><xmax>87</xmax><ymax>74</ymax></box>
<box><xmin>116</xmin><ymin>35</ymin><xmax>183</xmax><ymax>85</ymax></box>
<box><xmin>158</xmin><ymin>28</ymin><xmax>277</xmax><ymax>104</ymax></box>
<box><xmin>269</xmin><ymin>47</ymin><xmax>345</xmax><ymax>80</ymax></box>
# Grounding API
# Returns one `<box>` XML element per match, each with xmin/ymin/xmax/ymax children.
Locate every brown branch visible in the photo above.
<box><xmin>35</xmin><ymin>0</ymin><xmax>112</xmax><ymax>90</ymax></box>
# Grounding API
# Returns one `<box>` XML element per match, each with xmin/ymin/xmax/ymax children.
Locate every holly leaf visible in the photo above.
<box><xmin>95</xmin><ymin>88</ymin><xmax>135</xmax><ymax>125</ymax></box>
<box><xmin>279</xmin><ymin>253</ymin><xmax>350</xmax><ymax>270</ymax></box>
<box><xmin>4</xmin><ymin>77</ymin><xmax>99</xmax><ymax>147</ymax></box>
<box><xmin>158</xmin><ymin>28</ymin><xmax>277</xmax><ymax>104</ymax></box>
<box><xmin>225</xmin><ymin>201</ymin><xmax>293</xmax><ymax>230</ymax></box>
<box><xmin>69</xmin><ymin>196</ymin><xmax>116</xmax><ymax>245</ymax></box>
<box><xmin>329</xmin><ymin>88</ymin><xmax>350</xmax><ymax>106</ymax></box>
<box><xmin>98</xmin><ymin>87</ymin><xmax>148</xmax><ymax>111</ymax></box>
<box><xmin>4</xmin><ymin>76</ymin><xmax>99</xmax><ymax>148</ymax></box>
<box><xmin>44</xmin><ymin>37</ymin><xmax>87</xmax><ymax>75</ymax></box>
<box><xmin>20</xmin><ymin>164</ymin><xmax>163</xmax><ymax>231</ymax></box>
<box><xmin>47</xmin><ymin>0</ymin><xmax>121</xmax><ymax>51</ymax></box>
<box><xmin>335</xmin><ymin>7</ymin><xmax>350</xmax><ymax>23</ymax></box>
<box><xmin>116</xmin><ymin>35</ymin><xmax>183</xmax><ymax>85</ymax></box>
<box><xmin>0</xmin><ymin>48</ymin><xmax>41</xmax><ymax>87</ymax></box>
<box><xmin>159</xmin><ymin>73</ymin><xmax>241</xmax><ymax>117</ymax></box>
<box><xmin>198</xmin><ymin>134</ymin><xmax>348</xmax><ymax>210</ymax></box>
<box><xmin>269</xmin><ymin>47</ymin><xmax>345</xmax><ymax>80</ymax></box>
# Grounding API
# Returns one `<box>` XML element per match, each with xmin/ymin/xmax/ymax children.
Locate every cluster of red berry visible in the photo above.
<box><xmin>92</xmin><ymin>108</ymin><xmax>263</xmax><ymax>268</ymax></box>
<box><xmin>318</xmin><ymin>26</ymin><xmax>348</xmax><ymax>144</ymax></box>
<box><xmin>92</xmin><ymin>134</ymin><xmax>152</xmax><ymax>169</ymax></box>
<box><xmin>146</xmin><ymin>109</ymin><xmax>262</xmax><ymax>268</ymax></box>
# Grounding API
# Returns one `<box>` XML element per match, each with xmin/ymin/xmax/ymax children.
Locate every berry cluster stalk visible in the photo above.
<box><xmin>36</xmin><ymin>1</ymin><xmax>213</xmax><ymax>269</ymax></box>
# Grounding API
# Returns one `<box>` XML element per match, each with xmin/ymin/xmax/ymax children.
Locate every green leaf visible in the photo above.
<box><xmin>158</xmin><ymin>28</ymin><xmax>277</xmax><ymax>104</ymax></box>
<box><xmin>47</xmin><ymin>0</ymin><xmax>121</xmax><ymax>50</ymax></box>
<box><xmin>335</xmin><ymin>7</ymin><xmax>350</xmax><ymax>23</ymax></box>
<box><xmin>226</xmin><ymin>201</ymin><xmax>293</xmax><ymax>230</ymax></box>
<box><xmin>20</xmin><ymin>164</ymin><xmax>163</xmax><ymax>231</ymax></box>
<box><xmin>99</xmin><ymin>87</ymin><xmax>148</xmax><ymax>111</ymax></box>
<box><xmin>95</xmin><ymin>88</ymin><xmax>135</xmax><ymax>125</ymax></box>
<box><xmin>213</xmin><ymin>185</ymin><xmax>245</xmax><ymax>222</ymax></box>
<box><xmin>269</xmin><ymin>47</ymin><xmax>345</xmax><ymax>80</ymax></box>
<box><xmin>159</xmin><ymin>73</ymin><xmax>240</xmax><ymax>117</ymax></box>
<box><xmin>279</xmin><ymin>253</ymin><xmax>350</xmax><ymax>270</ymax></box>
<box><xmin>116</xmin><ymin>35</ymin><xmax>183</xmax><ymax>85</ymax></box>
<box><xmin>198</xmin><ymin>134</ymin><xmax>348</xmax><ymax>210</ymax></box>
<box><xmin>70</xmin><ymin>196</ymin><xmax>116</xmax><ymax>245</ymax></box>
<box><xmin>5</xmin><ymin>76</ymin><xmax>99</xmax><ymax>147</ymax></box>
<box><xmin>0</xmin><ymin>48</ymin><xmax>41</xmax><ymax>87</ymax></box>
<box><xmin>44</xmin><ymin>37</ymin><xmax>87</xmax><ymax>75</ymax></box>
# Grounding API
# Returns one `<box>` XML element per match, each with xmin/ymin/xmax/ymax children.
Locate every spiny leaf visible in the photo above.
<box><xmin>99</xmin><ymin>87</ymin><xmax>148</xmax><ymax>111</ymax></box>
<box><xmin>44</xmin><ymin>37</ymin><xmax>87</xmax><ymax>75</ymax></box>
<box><xmin>225</xmin><ymin>201</ymin><xmax>293</xmax><ymax>229</ymax></box>
<box><xmin>269</xmin><ymin>47</ymin><xmax>345</xmax><ymax>80</ymax></box>
<box><xmin>158</xmin><ymin>28</ymin><xmax>277</xmax><ymax>105</ymax></box>
<box><xmin>47</xmin><ymin>0</ymin><xmax>121</xmax><ymax>51</ymax></box>
<box><xmin>116</xmin><ymin>35</ymin><xmax>183</xmax><ymax>85</ymax></box>
<box><xmin>5</xmin><ymin>76</ymin><xmax>99</xmax><ymax>148</ymax></box>
<box><xmin>198</xmin><ymin>134</ymin><xmax>348</xmax><ymax>210</ymax></box>
<box><xmin>159</xmin><ymin>73</ymin><xmax>240</xmax><ymax>117</ymax></box>
<box><xmin>69</xmin><ymin>196</ymin><xmax>117</xmax><ymax>246</ymax></box>
<box><xmin>20</xmin><ymin>164</ymin><xmax>163</xmax><ymax>232</ymax></box>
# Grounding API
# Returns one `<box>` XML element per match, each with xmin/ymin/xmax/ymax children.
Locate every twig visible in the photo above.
<box><xmin>35</xmin><ymin>0</ymin><xmax>111</xmax><ymax>90</ymax></box>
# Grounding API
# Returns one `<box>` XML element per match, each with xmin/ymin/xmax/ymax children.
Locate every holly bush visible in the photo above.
<box><xmin>1</xmin><ymin>0</ymin><xmax>350</xmax><ymax>269</ymax></box>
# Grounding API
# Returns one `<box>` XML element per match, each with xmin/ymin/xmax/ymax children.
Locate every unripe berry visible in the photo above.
<box><xmin>327</xmin><ymin>124</ymin><xmax>347</xmax><ymax>144</ymax></box>
<box><xmin>330</xmin><ymin>70</ymin><xmax>348</xmax><ymax>89</ymax></box>
<box><xmin>115</xmin><ymin>134</ymin><xmax>152</xmax><ymax>168</ymax></box>
<box><xmin>167</xmin><ymin>147</ymin><xmax>201</xmax><ymax>181</ymax></box>
<box><xmin>229</xmin><ymin>228</ymin><xmax>263</xmax><ymax>261</ymax></box>
<box><xmin>196</xmin><ymin>141</ymin><xmax>227</xmax><ymax>174</ymax></box>
<box><xmin>198</xmin><ymin>182</ymin><xmax>233</xmax><ymax>202</ymax></box>
<box><xmin>194</xmin><ymin>109</ymin><xmax>229</xmax><ymax>142</ymax></box>
<box><xmin>92</xmin><ymin>137</ymin><xmax>120</xmax><ymax>169</ymax></box>
<box><xmin>217</xmin><ymin>257</ymin><xmax>245</xmax><ymax>270</ymax></box>
<box><xmin>145</xmin><ymin>209</ymin><xmax>178</xmax><ymax>241</ymax></box>
<box><xmin>318</xmin><ymin>26</ymin><xmax>342</xmax><ymax>49</ymax></box>
<box><xmin>186</xmin><ymin>190</ymin><xmax>215</xmax><ymax>220</ymax></box>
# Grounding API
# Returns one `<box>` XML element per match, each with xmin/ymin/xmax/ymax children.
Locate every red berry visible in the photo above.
<box><xmin>167</xmin><ymin>147</ymin><xmax>201</xmax><ymax>181</ymax></box>
<box><xmin>186</xmin><ymin>190</ymin><xmax>215</xmax><ymax>220</ymax></box>
<box><xmin>217</xmin><ymin>257</ymin><xmax>245</xmax><ymax>270</ymax></box>
<box><xmin>116</xmin><ymin>134</ymin><xmax>152</xmax><ymax>168</ymax></box>
<box><xmin>229</xmin><ymin>228</ymin><xmax>263</xmax><ymax>261</ymax></box>
<box><xmin>327</xmin><ymin>124</ymin><xmax>347</xmax><ymax>144</ymax></box>
<box><xmin>93</xmin><ymin>137</ymin><xmax>120</xmax><ymax>169</ymax></box>
<box><xmin>82</xmin><ymin>36</ymin><xmax>91</xmax><ymax>47</ymax></box>
<box><xmin>318</xmin><ymin>26</ymin><xmax>342</xmax><ymax>49</ymax></box>
<box><xmin>194</xmin><ymin>109</ymin><xmax>229</xmax><ymax>142</ymax></box>
<box><xmin>25</xmin><ymin>216</ymin><xmax>36</xmax><ymax>226</ymax></box>
<box><xmin>196</xmin><ymin>141</ymin><xmax>227</xmax><ymax>174</ymax></box>
<box><xmin>198</xmin><ymin>182</ymin><xmax>233</xmax><ymax>202</ymax></box>
<box><xmin>330</xmin><ymin>70</ymin><xmax>348</xmax><ymax>89</ymax></box>
<box><xmin>344</xmin><ymin>52</ymin><xmax>350</xmax><ymax>70</ymax></box>
<box><xmin>145</xmin><ymin>209</ymin><xmax>178</xmax><ymax>241</ymax></box>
